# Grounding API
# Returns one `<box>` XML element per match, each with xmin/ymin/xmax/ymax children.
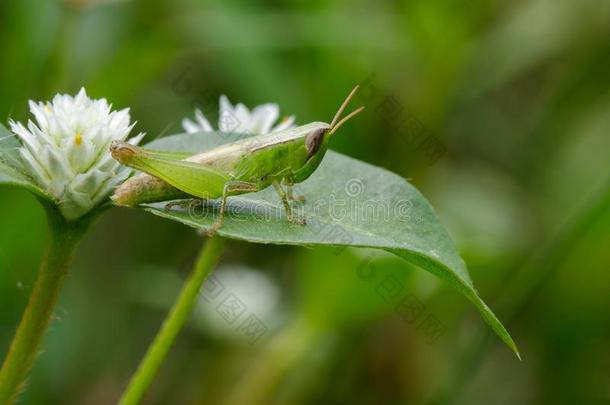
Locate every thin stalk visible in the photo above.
<box><xmin>119</xmin><ymin>236</ymin><xmax>225</xmax><ymax>405</ymax></box>
<box><xmin>0</xmin><ymin>203</ymin><xmax>91</xmax><ymax>404</ymax></box>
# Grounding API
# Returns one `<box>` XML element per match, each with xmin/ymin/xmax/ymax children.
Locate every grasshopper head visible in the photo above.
<box><xmin>110</xmin><ymin>140</ymin><xmax>138</xmax><ymax>164</ymax></box>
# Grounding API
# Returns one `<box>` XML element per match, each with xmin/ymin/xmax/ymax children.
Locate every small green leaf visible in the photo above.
<box><xmin>0</xmin><ymin>124</ymin><xmax>50</xmax><ymax>199</ymax></box>
<box><xmin>133</xmin><ymin>131</ymin><xmax>520</xmax><ymax>358</ymax></box>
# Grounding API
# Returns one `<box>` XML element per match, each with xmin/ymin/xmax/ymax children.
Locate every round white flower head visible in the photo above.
<box><xmin>10</xmin><ymin>88</ymin><xmax>144</xmax><ymax>220</ymax></box>
<box><xmin>182</xmin><ymin>95</ymin><xmax>295</xmax><ymax>135</ymax></box>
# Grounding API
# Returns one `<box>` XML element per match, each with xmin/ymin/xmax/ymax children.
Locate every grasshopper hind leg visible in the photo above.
<box><xmin>164</xmin><ymin>198</ymin><xmax>204</xmax><ymax>212</ymax></box>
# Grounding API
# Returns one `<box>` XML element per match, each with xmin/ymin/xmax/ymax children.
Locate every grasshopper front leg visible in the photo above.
<box><xmin>208</xmin><ymin>181</ymin><xmax>260</xmax><ymax>235</ymax></box>
<box><xmin>273</xmin><ymin>182</ymin><xmax>306</xmax><ymax>225</ymax></box>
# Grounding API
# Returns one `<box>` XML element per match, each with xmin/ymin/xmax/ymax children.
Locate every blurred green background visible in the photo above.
<box><xmin>1</xmin><ymin>0</ymin><xmax>610</xmax><ymax>404</ymax></box>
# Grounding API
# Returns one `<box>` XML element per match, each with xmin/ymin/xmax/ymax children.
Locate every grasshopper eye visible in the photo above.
<box><xmin>305</xmin><ymin>128</ymin><xmax>326</xmax><ymax>156</ymax></box>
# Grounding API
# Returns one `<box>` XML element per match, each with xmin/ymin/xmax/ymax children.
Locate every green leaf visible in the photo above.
<box><xmin>135</xmin><ymin>131</ymin><xmax>519</xmax><ymax>358</ymax></box>
<box><xmin>0</xmin><ymin>124</ymin><xmax>50</xmax><ymax>199</ymax></box>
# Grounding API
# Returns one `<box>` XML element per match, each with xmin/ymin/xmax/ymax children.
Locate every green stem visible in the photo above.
<box><xmin>118</xmin><ymin>236</ymin><xmax>225</xmax><ymax>405</ymax></box>
<box><xmin>0</xmin><ymin>204</ymin><xmax>90</xmax><ymax>405</ymax></box>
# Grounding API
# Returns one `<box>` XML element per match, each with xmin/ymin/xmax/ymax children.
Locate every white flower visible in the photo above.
<box><xmin>10</xmin><ymin>88</ymin><xmax>144</xmax><ymax>220</ymax></box>
<box><xmin>182</xmin><ymin>95</ymin><xmax>295</xmax><ymax>135</ymax></box>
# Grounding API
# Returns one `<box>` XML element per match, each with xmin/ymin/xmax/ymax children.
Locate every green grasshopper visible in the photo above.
<box><xmin>110</xmin><ymin>86</ymin><xmax>364</xmax><ymax>234</ymax></box>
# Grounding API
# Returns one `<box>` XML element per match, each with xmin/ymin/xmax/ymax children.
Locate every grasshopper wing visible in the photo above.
<box><xmin>113</xmin><ymin>142</ymin><xmax>230</xmax><ymax>199</ymax></box>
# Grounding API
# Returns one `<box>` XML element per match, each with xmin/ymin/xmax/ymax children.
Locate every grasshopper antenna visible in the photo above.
<box><xmin>329</xmin><ymin>106</ymin><xmax>365</xmax><ymax>135</ymax></box>
<box><xmin>330</xmin><ymin>85</ymin><xmax>360</xmax><ymax>128</ymax></box>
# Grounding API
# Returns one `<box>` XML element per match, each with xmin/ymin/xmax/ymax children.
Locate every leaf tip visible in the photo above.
<box><xmin>512</xmin><ymin>343</ymin><xmax>522</xmax><ymax>361</ymax></box>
